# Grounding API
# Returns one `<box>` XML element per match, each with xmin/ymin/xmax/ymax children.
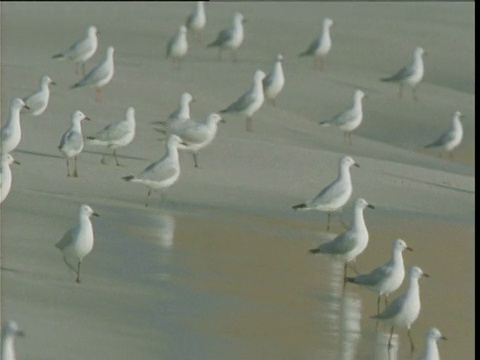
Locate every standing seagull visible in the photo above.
<box><xmin>1</xmin><ymin>98</ymin><xmax>30</xmax><ymax>154</ymax></box>
<box><xmin>293</xmin><ymin>155</ymin><xmax>359</xmax><ymax>231</ymax></box>
<box><xmin>219</xmin><ymin>69</ymin><xmax>266</xmax><ymax>132</ymax></box>
<box><xmin>207</xmin><ymin>12</ymin><xmax>245</xmax><ymax>62</ymax></box>
<box><xmin>122</xmin><ymin>135</ymin><xmax>186</xmax><ymax>207</ymax></box>
<box><xmin>86</xmin><ymin>106</ymin><xmax>136</xmax><ymax>166</ymax></box>
<box><xmin>55</xmin><ymin>204</ymin><xmax>99</xmax><ymax>283</ymax></box>
<box><xmin>299</xmin><ymin>18</ymin><xmax>334</xmax><ymax>71</ymax></box>
<box><xmin>166</xmin><ymin>25</ymin><xmax>188</xmax><ymax>69</ymax></box>
<box><xmin>186</xmin><ymin>1</ymin><xmax>206</xmax><ymax>42</ymax></box>
<box><xmin>263</xmin><ymin>54</ymin><xmax>285</xmax><ymax>107</ymax></box>
<box><xmin>381</xmin><ymin>46</ymin><xmax>426</xmax><ymax>101</ymax></box>
<box><xmin>70</xmin><ymin>46</ymin><xmax>115</xmax><ymax>102</ymax></box>
<box><xmin>347</xmin><ymin>238</ymin><xmax>413</xmax><ymax>315</ymax></box>
<box><xmin>425</xmin><ymin>111</ymin><xmax>464</xmax><ymax>159</ymax></box>
<box><xmin>58</xmin><ymin>110</ymin><xmax>90</xmax><ymax>177</ymax></box>
<box><xmin>0</xmin><ymin>154</ymin><xmax>20</xmax><ymax>204</ymax></box>
<box><xmin>22</xmin><ymin>75</ymin><xmax>56</xmax><ymax>116</ymax></box>
<box><xmin>171</xmin><ymin>113</ymin><xmax>225</xmax><ymax>168</ymax></box>
<box><xmin>417</xmin><ymin>327</ymin><xmax>447</xmax><ymax>360</ymax></box>
<box><xmin>309</xmin><ymin>198</ymin><xmax>374</xmax><ymax>282</ymax></box>
<box><xmin>1</xmin><ymin>320</ymin><xmax>25</xmax><ymax>360</ymax></box>
<box><xmin>319</xmin><ymin>89</ymin><xmax>366</xmax><ymax>145</ymax></box>
<box><xmin>372</xmin><ymin>266</ymin><xmax>429</xmax><ymax>353</ymax></box>
<box><xmin>52</xmin><ymin>25</ymin><xmax>99</xmax><ymax>75</ymax></box>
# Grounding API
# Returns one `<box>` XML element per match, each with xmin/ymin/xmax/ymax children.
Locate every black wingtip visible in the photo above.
<box><xmin>86</xmin><ymin>136</ymin><xmax>95</xmax><ymax>140</ymax></box>
<box><xmin>122</xmin><ymin>175</ymin><xmax>134</xmax><ymax>182</ymax></box>
<box><xmin>52</xmin><ymin>53</ymin><xmax>63</xmax><ymax>59</ymax></box>
<box><xmin>308</xmin><ymin>248</ymin><xmax>320</xmax><ymax>254</ymax></box>
<box><xmin>292</xmin><ymin>203</ymin><xmax>307</xmax><ymax>210</ymax></box>
<box><xmin>345</xmin><ymin>277</ymin><xmax>355</xmax><ymax>283</ymax></box>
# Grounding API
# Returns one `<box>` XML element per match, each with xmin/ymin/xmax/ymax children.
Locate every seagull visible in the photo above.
<box><xmin>263</xmin><ymin>54</ymin><xmax>285</xmax><ymax>107</ymax></box>
<box><xmin>207</xmin><ymin>12</ymin><xmax>245</xmax><ymax>62</ymax></box>
<box><xmin>122</xmin><ymin>135</ymin><xmax>186</xmax><ymax>207</ymax></box>
<box><xmin>372</xmin><ymin>266</ymin><xmax>429</xmax><ymax>353</ymax></box>
<box><xmin>298</xmin><ymin>18</ymin><xmax>334</xmax><ymax>71</ymax></box>
<box><xmin>86</xmin><ymin>106</ymin><xmax>136</xmax><ymax>166</ymax></box>
<box><xmin>309</xmin><ymin>198</ymin><xmax>374</xmax><ymax>282</ymax></box>
<box><xmin>166</xmin><ymin>25</ymin><xmax>188</xmax><ymax>69</ymax></box>
<box><xmin>166</xmin><ymin>92</ymin><xmax>194</xmax><ymax>125</ymax></box>
<box><xmin>58</xmin><ymin>110</ymin><xmax>90</xmax><ymax>177</ymax></box>
<box><xmin>171</xmin><ymin>113</ymin><xmax>225</xmax><ymax>168</ymax></box>
<box><xmin>292</xmin><ymin>155</ymin><xmax>359</xmax><ymax>231</ymax></box>
<box><xmin>1</xmin><ymin>98</ymin><xmax>30</xmax><ymax>154</ymax></box>
<box><xmin>425</xmin><ymin>111</ymin><xmax>464</xmax><ymax>159</ymax></box>
<box><xmin>55</xmin><ymin>204</ymin><xmax>99</xmax><ymax>283</ymax></box>
<box><xmin>1</xmin><ymin>320</ymin><xmax>25</xmax><ymax>360</ymax></box>
<box><xmin>319</xmin><ymin>89</ymin><xmax>366</xmax><ymax>145</ymax></box>
<box><xmin>186</xmin><ymin>1</ymin><xmax>206</xmax><ymax>42</ymax></box>
<box><xmin>347</xmin><ymin>238</ymin><xmax>413</xmax><ymax>315</ymax></box>
<box><xmin>22</xmin><ymin>75</ymin><xmax>56</xmax><ymax>116</ymax></box>
<box><xmin>417</xmin><ymin>327</ymin><xmax>447</xmax><ymax>360</ymax></box>
<box><xmin>219</xmin><ymin>69</ymin><xmax>266</xmax><ymax>132</ymax></box>
<box><xmin>52</xmin><ymin>25</ymin><xmax>99</xmax><ymax>75</ymax></box>
<box><xmin>70</xmin><ymin>46</ymin><xmax>115</xmax><ymax>102</ymax></box>
<box><xmin>381</xmin><ymin>46</ymin><xmax>426</xmax><ymax>101</ymax></box>
<box><xmin>0</xmin><ymin>154</ymin><xmax>20</xmax><ymax>204</ymax></box>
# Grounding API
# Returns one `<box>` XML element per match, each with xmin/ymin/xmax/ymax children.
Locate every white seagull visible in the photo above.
<box><xmin>263</xmin><ymin>54</ymin><xmax>285</xmax><ymax>107</ymax></box>
<box><xmin>347</xmin><ymin>238</ymin><xmax>413</xmax><ymax>315</ymax></box>
<box><xmin>22</xmin><ymin>75</ymin><xmax>56</xmax><ymax>116</ymax></box>
<box><xmin>70</xmin><ymin>46</ymin><xmax>115</xmax><ymax>102</ymax></box>
<box><xmin>58</xmin><ymin>110</ymin><xmax>90</xmax><ymax>177</ymax></box>
<box><xmin>52</xmin><ymin>25</ymin><xmax>99</xmax><ymax>75</ymax></box>
<box><xmin>122</xmin><ymin>135</ymin><xmax>186</xmax><ymax>207</ymax></box>
<box><xmin>381</xmin><ymin>46</ymin><xmax>426</xmax><ymax>101</ymax></box>
<box><xmin>171</xmin><ymin>113</ymin><xmax>225</xmax><ymax>168</ymax></box>
<box><xmin>309</xmin><ymin>198</ymin><xmax>374</xmax><ymax>282</ymax></box>
<box><xmin>86</xmin><ymin>106</ymin><xmax>136</xmax><ymax>166</ymax></box>
<box><xmin>186</xmin><ymin>1</ymin><xmax>206</xmax><ymax>42</ymax></box>
<box><xmin>1</xmin><ymin>320</ymin><xmax>25</xmax><ymax>360</ymax></box>
<box><xmin>55</xmin><ymin>204</ymin><xmax>99</xmax><ymax>283</ymax></box>
<box><xmin>1</xmin><ymin>98</ymin><xmax>29</xmax><ymax>154</ymax></box>
<box><xmin>417</xmin><ymin>327</ymin><xmax>447</xmax><ymax>360</ymax></box>
<box><xmin>372</xmin><ymin>266</ymin><xmax>429</xmax><ymax>353</ymax></box>
<box><xmin>0</xmin><ymin>154</ymin><xmax>20</xmax><ymax>204</ymax></box>
<box><xmin>166</xmin><ymin>25</ymin><xmax>188</xmax><ymax>69</ymax></box>
<box><xmin>219</xmin><ymin>69</ymin><xmax>266</xmax><ymax>132</ymax></box>
<box><xmin>207</xmin><ymin>12</ymin><xmax>245</xmax><ymax>62</ymax></box>
<box><xmin>425</xmin><ymin>111</ymin><xmax>464</xmax><ymax>159</ymax></box>
<box><xmin>299</xmin><ymin>18</ymin><xmax>334</xmax><ymax>71</ymax></box>
<box><xmin>293</xmin><ymin>155</ymin><xmax>359</xmax><ymax>231</ymax></box>
<box><xmin>320</xmin><ymin>89</ymin><xmax>366</xmax><ymax>145</ymax></box>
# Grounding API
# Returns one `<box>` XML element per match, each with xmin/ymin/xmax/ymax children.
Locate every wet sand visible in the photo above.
<box><xmin>1</xmin><ymin>2</ymin><xmax>474</xmax><ymax>360</ymax></box>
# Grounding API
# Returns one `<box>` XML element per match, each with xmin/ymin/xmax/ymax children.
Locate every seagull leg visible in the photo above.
<box><xmin>193</xmin><ymin>153</ymin><xmax>200</xmax><ymax>168</ymax></box>
<box><xmin>101</xmin><ymin>152</ymin><xmax>108</xmax><ymax>164</ymax></box>
<box><xmin>412</xmin><ymin>87</ymin><xmax>418</xmax><ymax>102</ymax></box>
<box><xmin>66</xmin><ymin>159</ymin><xmax>71</xmax><ymax>177</ymax></box>
<box><xmin>326</xmin><ymin>212</ymin><xmax>331</xmax><ymax>231</ymax></box>
<box><xmin>73</xmin><ymin>156</ymin><xmax>79</xmax><ymax>177</ymax></box>
<box><xmin>246</xmin><ymin>116</ymin><xmax>253</xmax><ymax>132</ymax></box>
<box><xmin>113</xmin><ymin>150</ymin><xmax>123</xmax><ymax>166</ymax></box>
<box><xmin>76</xmin><ymin>261</ymin><xmax>82</xmax><ymax>283</ymax></box>
<box><xmin>63</xmin><ymin>256</ymin><xmax>78</xmax><ymax>275</ymax></box>
<box><xmin>348</xmin><ymin>260</ymin><xmax>360</xmax><ymax>274</ymax></box>
<box><xmin>407</xmin><ymin>328</ymin><xmax>415</xmax><ymax>353</ymax></box>
<box><xmin>95</xmin><ymin>87</ymin><xmax>103</xmax><ymax>102</ymax></box>
<box><xmin>343</xmin><ymin>262</ymin><xmax>348</xmax><ymax>288</ymax></box>
<box><xmin>145</xmin><ymin>189</ymin><xmax>152</xmax><ymax>207</ymax></box>
<box><xmin>387</xmin><ymin>326</ymin><xmax>395</xmax><ymax>349</ymax></box>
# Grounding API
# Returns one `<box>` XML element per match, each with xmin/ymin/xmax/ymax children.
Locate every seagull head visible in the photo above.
<box><xmin>254</xmin><ymin>70</ymin><xmax>266</xmax><ymax>82</ymax></box>
<box><xmin>179</xmin><ymin>25</ymin><xmax>187</xmax><ymax>34</ymax></box>
<box><xmin>42</xmin><ymin>75</ymin><xmax>56</xmax><ymax>86</ymax></box>
<box><xmin>88</xmin><ymin>26</ymin><xmax>99</xmax><ymax>37</ymax></box>
<box><xmin>72</xmin><ymin>110</ymin><xmax>90</xmax><ymax>123</ymax></box>
<box><xmin>12</xmin><ymin>97</ymin><xmax>29</xmax><ymax>111</ymax></box>
<box><xmin>394</xmin><ymin>238</ymin><xmax>413</xmax><ymax>252</ymax></box>
<box><xmin>2</xmin><ymin>153</ymin><xmax>20</xmax><ymax>166</ymax></box>
<box><xmin>324</xmin><ymin>18</ymin><xmax>334</xmax><ymax>28</ymax></box>
<box><xmin>355</xmin><ymin>198</ymin><xmax>375</xmax><ymax>210</ymax></box>
<box><xmin>2</xmin><ymin>321</ymin><xmax>25</xmax><ymax>338</ymax></box>
<box><xmin>354</xmin><ymin>89</ymin><xmax>366</xmax><ymax>101</ymax></box>
<box><xmin>340</xmin><ymin>155</ymin><xmax>359</xmax><ymax>168</ymax></box>
<box><xmin>80</xmin><ymin>204</ymin><xmax>100</xmax><ymax>218</ymax></box>
<box><xmin>276</xmin><ymin>54</ymin><xmax>284</xmax><ymax>62</ymax></box>
<box><xmin>234</xmin><ymin>12</ymin><xmax>245</xmax><ymax>24</ymax></box>
<box><xmin>414</xmin><ymin>47</ymin><xmax>426</xmax><ymax>57</ymax></box>
<box><xmin>426</xmin><ymin>327</ymin><xmax>447</xmax><ymax>342</ymax></box>
<box><xmin>410</xmin><ymin>266</ymin><xmax>429</xmax><ymax>280</ymax></box>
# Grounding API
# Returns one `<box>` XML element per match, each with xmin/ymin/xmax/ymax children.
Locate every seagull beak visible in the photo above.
<box><xmin>354</xmin><ymin>163</ymin><xmax>360</xmax><ymax>168</ymax></box>
<box><xmin>367</xmin><ymin>204</ymin><xmax>375</xmax><ymax>209</ymax></box>
<box><xmin>84</xmin><ymin>116</ymin><xmax>91</xmax><ymax>121</ymax></box>
<box><xmin>220</xmin><ymin>118</ymin><xmax>226</xmax><ymax>124</ymax></box>
<box><xmin>16</xmin><ymin>330</ymin><xmax>25</xmax><ymax>337</ymax></box>
<box><xmin>92</xmin><ymin>212</ymin><xmax>100</xmax><ymax>217</ymax></box>
<box><xmin>422</xmin><ymin>272</ymin><xmax>430</xmax><ymax>278</ymax></box>
<box><xmin>13</xmin><ymin>159</ymin><xmax>21</xmax><ymax>165</ymax></box>
<box><xmin>51</xmin><ymin>81</ymin><xmax>57</xmax><ymax>85</ymax></box>
<box><xmin>191</xmin><ymin>98</ymin><xmax>196</xmax><ymax>103</ymax></box>
<box><xmin>406</xmin><ymin>247</ymin><xmax>413</xmax><ymax>252</ymax></box>
<box><xmin>23</xmin><ymin>105</ymin><xmax>31</xmax><ymax>110</ymax></box>
<box><xmin>440</xmin><ymin>336</ymin><xmax>447</xmax><ymax>341</ymax></box>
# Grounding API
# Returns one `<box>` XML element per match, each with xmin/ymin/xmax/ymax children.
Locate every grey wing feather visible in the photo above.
<box><xmin>425</xmin><ymin>130</ymin><xmax>455</xmax><ymax>148</ymax></box>
<box><xmin>308</xmin><ymin>179</ymin><xmax>345</xmax><ymax>207</ymax></box>
<box><xmin>60</xmin><ymin>131</ymin><xmax>83</xmax><ymax>151</ymax></box>
<box><xmin>325</xmin><ymin>110</ymin><xmax>356</xmax><ymax>127</ymax></box>
<box><xmin>318</xmin><ymin>232</ymin><xmax>357</xmax><ymax>254</ymax></box>
<box><xmin>262</xmin><ymin>72</ymin><xmax>274</xmax><ymax>89</ymax></box>
<box><xmin>166</xmin><ymin>35</ymin><xmax>176</xmax><ymax>58</ymax></box>
<box><xmin>141</xmin><ymin>158</ymin><xmax>178</xmax><ymax>181</ymax></box>
<box><xmin>177</xmin><ymin>124</ymin><xmax>209</xmax><ymax>144</ymax></box>
<box><xmin>209</xmin><ymin>28</ymin><xmax>232</xmax><ymax>47</ymax></box>
<box><xmin>382</xmin><ymin>64</ymin><xmax>414</xmax><ymax>82</ymax></box>
<box><xmin>221</xmin><ymin>89</ymin><xmax>255</xmax><ymax>113</ymax></box>
<box><xmin>23</xmin><ymin>93</ymin><xmax>44</xmax><ymax>110</ymax></box>
<box><xmin>55</xmin><ymin>227</ymin><xmax>76</xmax><ymax>250</ymax></box>
<box><xmin>299</xmin><ymin>37</ymin><xmax>320</xmax><ymax>56</ymax></box>
<box><xmin>96</xmin><ymin>121</ymin><xmax>131</xmax><ymax>142</ymax></box>
<box><xmin>373</xmin><ymin>293</ymin><xmax>405</xmax><ymax>320</ymax></box>
<box><xmin>353</xmin><ymin>264</ymin><xmax>392</xmax><ymax>287</ymax></box>
<box><xmin>74</xmin><ymin>63</ymin><xmax>108</xmax><ymax>88</ymax></box>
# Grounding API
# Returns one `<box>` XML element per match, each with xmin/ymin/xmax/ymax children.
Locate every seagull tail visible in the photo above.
<box><xmin>85</xmin><ymin>137</ymin><xmax>105</xmax><ymax>146</ymax></box>
<box><xmin>292</xmin><ymin>203</ymin><xmax>308</xmax><ymax>210</ymax></box>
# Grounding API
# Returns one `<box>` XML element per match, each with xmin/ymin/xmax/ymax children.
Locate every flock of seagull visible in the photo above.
<box><xmin>1</xmin><ymin>2</ymin><xmax>465</xmax><ymax>359</ymax></box>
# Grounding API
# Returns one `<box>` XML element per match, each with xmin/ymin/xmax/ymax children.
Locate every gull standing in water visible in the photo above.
<box><xmin>293</xmin><ymin>155</ymin><xmax>359</xmax><ymax>231</ymax></box>
<box><xmin>219</xmin><ymin>69</ymin><xmax>265</xmax><ymax>132</ymax></box>
<box><xmin>319</xmin><ymin>89</ymin><xmax>366</xmax><ymax>145</ymax></box>
<box><xmin>298</xmin><ymin>18</ymin><xmax>334</xmax><ymax>71</ymax></box>
<box><xmin>86</xmin><ymin>107</ymin><xmax>136</xmax><ymax>166</ymax></box>
<box><xmin>70</xmin><ymin>46</ymin><xmax>115</xmax><ymax>102</ymax></box>
<box><xmin>58</xmin><ymin>110</ymin><xmax>90</xmax><ymax>177</ymax></box>
<box><xmin>0</xmin><ymin>154</ymin><xmax>20</xmax><ymax>204</ymax></box>
<box><xmin>22</xmin><ymin>75</ymin><xmax>56</xmax><ymax>116</ymax></box>
<box><xmin>1</xmin><ymin>320</ymin><xmax>25</xmax><ymax>360</ymax></box>
<box><xmin>417</xmin><ymin>327</ymin><xmax>447</xmax><ymax>360</ymax></box>
<box><xmin>372</xmin><ymin>266</ymin><xmax>429</xmax><ymax>353</ymax></box>
<box><xmin>207</xmin><ymin>12</ymin><xmax>245</xmax><ymax>62</ymax></box>
<box><xmin>381</xmin><ymin>46</ymin><xmax>426</xmax><ymax>101</ymax></box>
<box><xmin>55</xmin><ymin>204</ymin><xmax>99</xmax><ymax>283</ymax></box>
<box><xmin>52</xmin><ymin>25</ymin><xmax>99</xmax><ymax>75</ymax></box>
<box><xmin>166</xmin><ymin>25</ymin><xmax>188</xmax><ymax>70</ymax></box>
<box><xmin>309</xmin><ymin>198</ymin><xmax>374</xmax><ymax>282</ymax></box>
<box><xmin>186</xmin><ymin>1</ymin><xmax>206</xmax><ymax>42</ymax></box>
<box><xmin>1</xmin><ymin>98</ymin><xmax>29</xmax><ymax>154</ymax></box>
<box><xmin>263</xmin><ymin>54</ymin><xmax>285</xmax><ymax>107</ymax></box>
<box><xmin>122</xmin><ymin>135</ymin><xmax>186</xmax><ymax>207</ymax></box>
<box><xmin>425</xmin><ymin>111</ymin><xmax>464</xmax><ymax>159</ymax></box>
<box><xmin>347</xmin><ymin>238</ymin><xmax>413</xmax><ymax>315</ymax></box>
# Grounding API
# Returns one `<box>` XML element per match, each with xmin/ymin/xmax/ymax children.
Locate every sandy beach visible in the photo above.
<box><xmin>1</xmin><ymin>2</ymin><xmax>474</xmax><ymax>359</ymax></box>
